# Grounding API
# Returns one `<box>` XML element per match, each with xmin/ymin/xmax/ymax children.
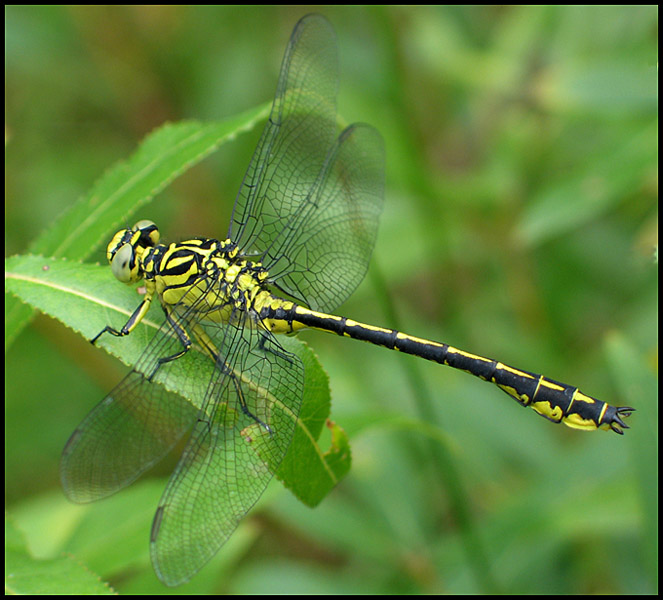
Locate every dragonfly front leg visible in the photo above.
<box><xmin>90</xmin><ymin>288</ymin><xmax>155</xmax><ymax>345</ymax></box>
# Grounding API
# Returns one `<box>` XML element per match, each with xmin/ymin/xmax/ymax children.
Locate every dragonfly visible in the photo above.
<box><xmin>61</xmin><ymin>13</ymin><xmax>634</xmax><ymax>586</ymax></box>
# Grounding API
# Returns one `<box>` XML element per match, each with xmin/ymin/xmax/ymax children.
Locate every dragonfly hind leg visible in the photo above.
<box><xmin>257</xmin><ymin>330</ymin><xmax>294</xmax><ymax>364</ymax></box>
<box><xmin>191</xmin><ymin>324</ymin><xmax>277</xmax><ymax>434</ymax></box>
<box><xmin>230</xmin><ymin>372</ymin><xmax>273</xmax><ymax>435</ymax></box>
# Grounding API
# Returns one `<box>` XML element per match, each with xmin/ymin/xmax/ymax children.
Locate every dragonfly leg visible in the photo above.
<box><xmin>230</xmin><ymin>372</ymin><xmax>273</xmax><ymax>435</ymax></box>
<box><xmin>257</xmin><ymin>330</ymin><xmax>293</xmax><ymax>364</ymax></box>
<box><xmin>146</xmin><ymin>307</ymin><xmax>192</xmax><ymax>381</ymax></box>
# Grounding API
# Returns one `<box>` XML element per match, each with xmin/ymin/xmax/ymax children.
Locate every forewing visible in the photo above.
<box><xmin>229</xmin><ymin>14</ymin><xmax>339</xmax><ymax>259</ymax></box>
<box><xmin>150</xmin><ymin>319</ymin><xmax>304</xmax><ymax>586</ymax></box>
<box><xmin>228</xmin><ymin>15</ymin><xmax>384</xmax><ymax>313</ymax></box>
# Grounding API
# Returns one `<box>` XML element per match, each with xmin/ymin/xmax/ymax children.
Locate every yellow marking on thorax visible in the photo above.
<box><xmin>237</xmin><ymin>271</ymin><xmax>261</xmax><ymax>294</ymax></box>
<box><xmin>224</xmin><ymin>264</ymin><xmax>241</xmax><ymax>283</ymax></box>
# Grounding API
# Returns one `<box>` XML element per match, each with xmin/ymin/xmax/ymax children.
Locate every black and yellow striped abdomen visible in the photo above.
<box><xmin>257</xmin><ymin>301</ymin><xmax>633</xmax><ymax>434</ymax></box>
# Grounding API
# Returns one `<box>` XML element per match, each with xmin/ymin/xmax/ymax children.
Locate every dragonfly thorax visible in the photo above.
<box><xmin>106</xmin><ymin>221</ymin><xmax>276</xmax><ymax>324</ymax></box>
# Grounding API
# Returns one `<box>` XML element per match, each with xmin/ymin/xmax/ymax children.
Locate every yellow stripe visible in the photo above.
<box><xmin>294</xmin><ymin>306</ymin><xmax>344</xmax><ymax>322</ymax></box>
<box><xmin>346</xmin><ymin>319</ymin><xmax>391</xmax><ymax>334</ymax></box>
<box><xmin>395</xmin><ymin>331</ymin><xmax>445</xmax><ymax>349</ymax></box>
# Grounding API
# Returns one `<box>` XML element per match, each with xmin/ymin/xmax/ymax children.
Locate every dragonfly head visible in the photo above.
<box><xmin>106</xmin><ymin>220</ymin><xmax>160</xmax><ymax>284</ymax></box>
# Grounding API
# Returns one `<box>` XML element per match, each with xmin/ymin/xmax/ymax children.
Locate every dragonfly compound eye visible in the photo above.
<box><xmin>110</xmin><ymin>242</ymin><xmax>137</xmax><ymax>283</ymax></box>
<box><xmin>133</xmin><ymin>220</ymin><xmax>160</xmax><ymax>247</ymax></box>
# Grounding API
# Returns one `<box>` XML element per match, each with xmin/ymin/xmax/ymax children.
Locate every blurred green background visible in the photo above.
<box><xmin>5</xmin><ymin>5</ymin><xmax>657</xmax><ymax>594</ymax></box>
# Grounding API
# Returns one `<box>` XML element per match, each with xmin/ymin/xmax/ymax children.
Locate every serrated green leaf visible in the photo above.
<box><xmin>275</xmin><ymin>360</ymin><xmax>351</xmax><ymax>507</ymax></box>
<box><xmin>6</xmin><ymin>516</ymin><xmax>115</xmax><ymax>594</ymax></box>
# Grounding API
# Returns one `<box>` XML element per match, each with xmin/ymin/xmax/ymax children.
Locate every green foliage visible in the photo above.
<box><xmin>6</xmin><ymin>5</ymin><xmax>657</xmax><ymax>595</ymax></box>
<box><xmin>6</xmin><ymin>516</ymin><xmax>115</xmax><ymax>594</ymax></box>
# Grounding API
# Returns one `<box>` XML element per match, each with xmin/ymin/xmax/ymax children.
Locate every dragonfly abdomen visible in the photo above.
<box><xmin>267</xmin><ymin>303</ymin><xmax>633</xmax><ymax>434</ymax></box>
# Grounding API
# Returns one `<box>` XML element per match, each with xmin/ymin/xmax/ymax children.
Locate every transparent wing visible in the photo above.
<box><xmin>60</xmin><ymin>306</ymin><xmax>208</xmax><ymax>503</ymax></box>
<box><xmin>264</xmin><ymin>123</ymin><xmax>384</xmax><ymax>312</ymax></box>
<box><xmin>228</xmin><ymin>14</ymin><xmax>339</xmax><ymax>264</ymax></box>
<box><xmin>229</xmin><ymin>14</ymin><xmax>385</xmax><ymax>312</ymax></box>
<box><xmin>150</xmin><ymin>315</ymin><xmax>304</xmax><ymax>586</ymax></box>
